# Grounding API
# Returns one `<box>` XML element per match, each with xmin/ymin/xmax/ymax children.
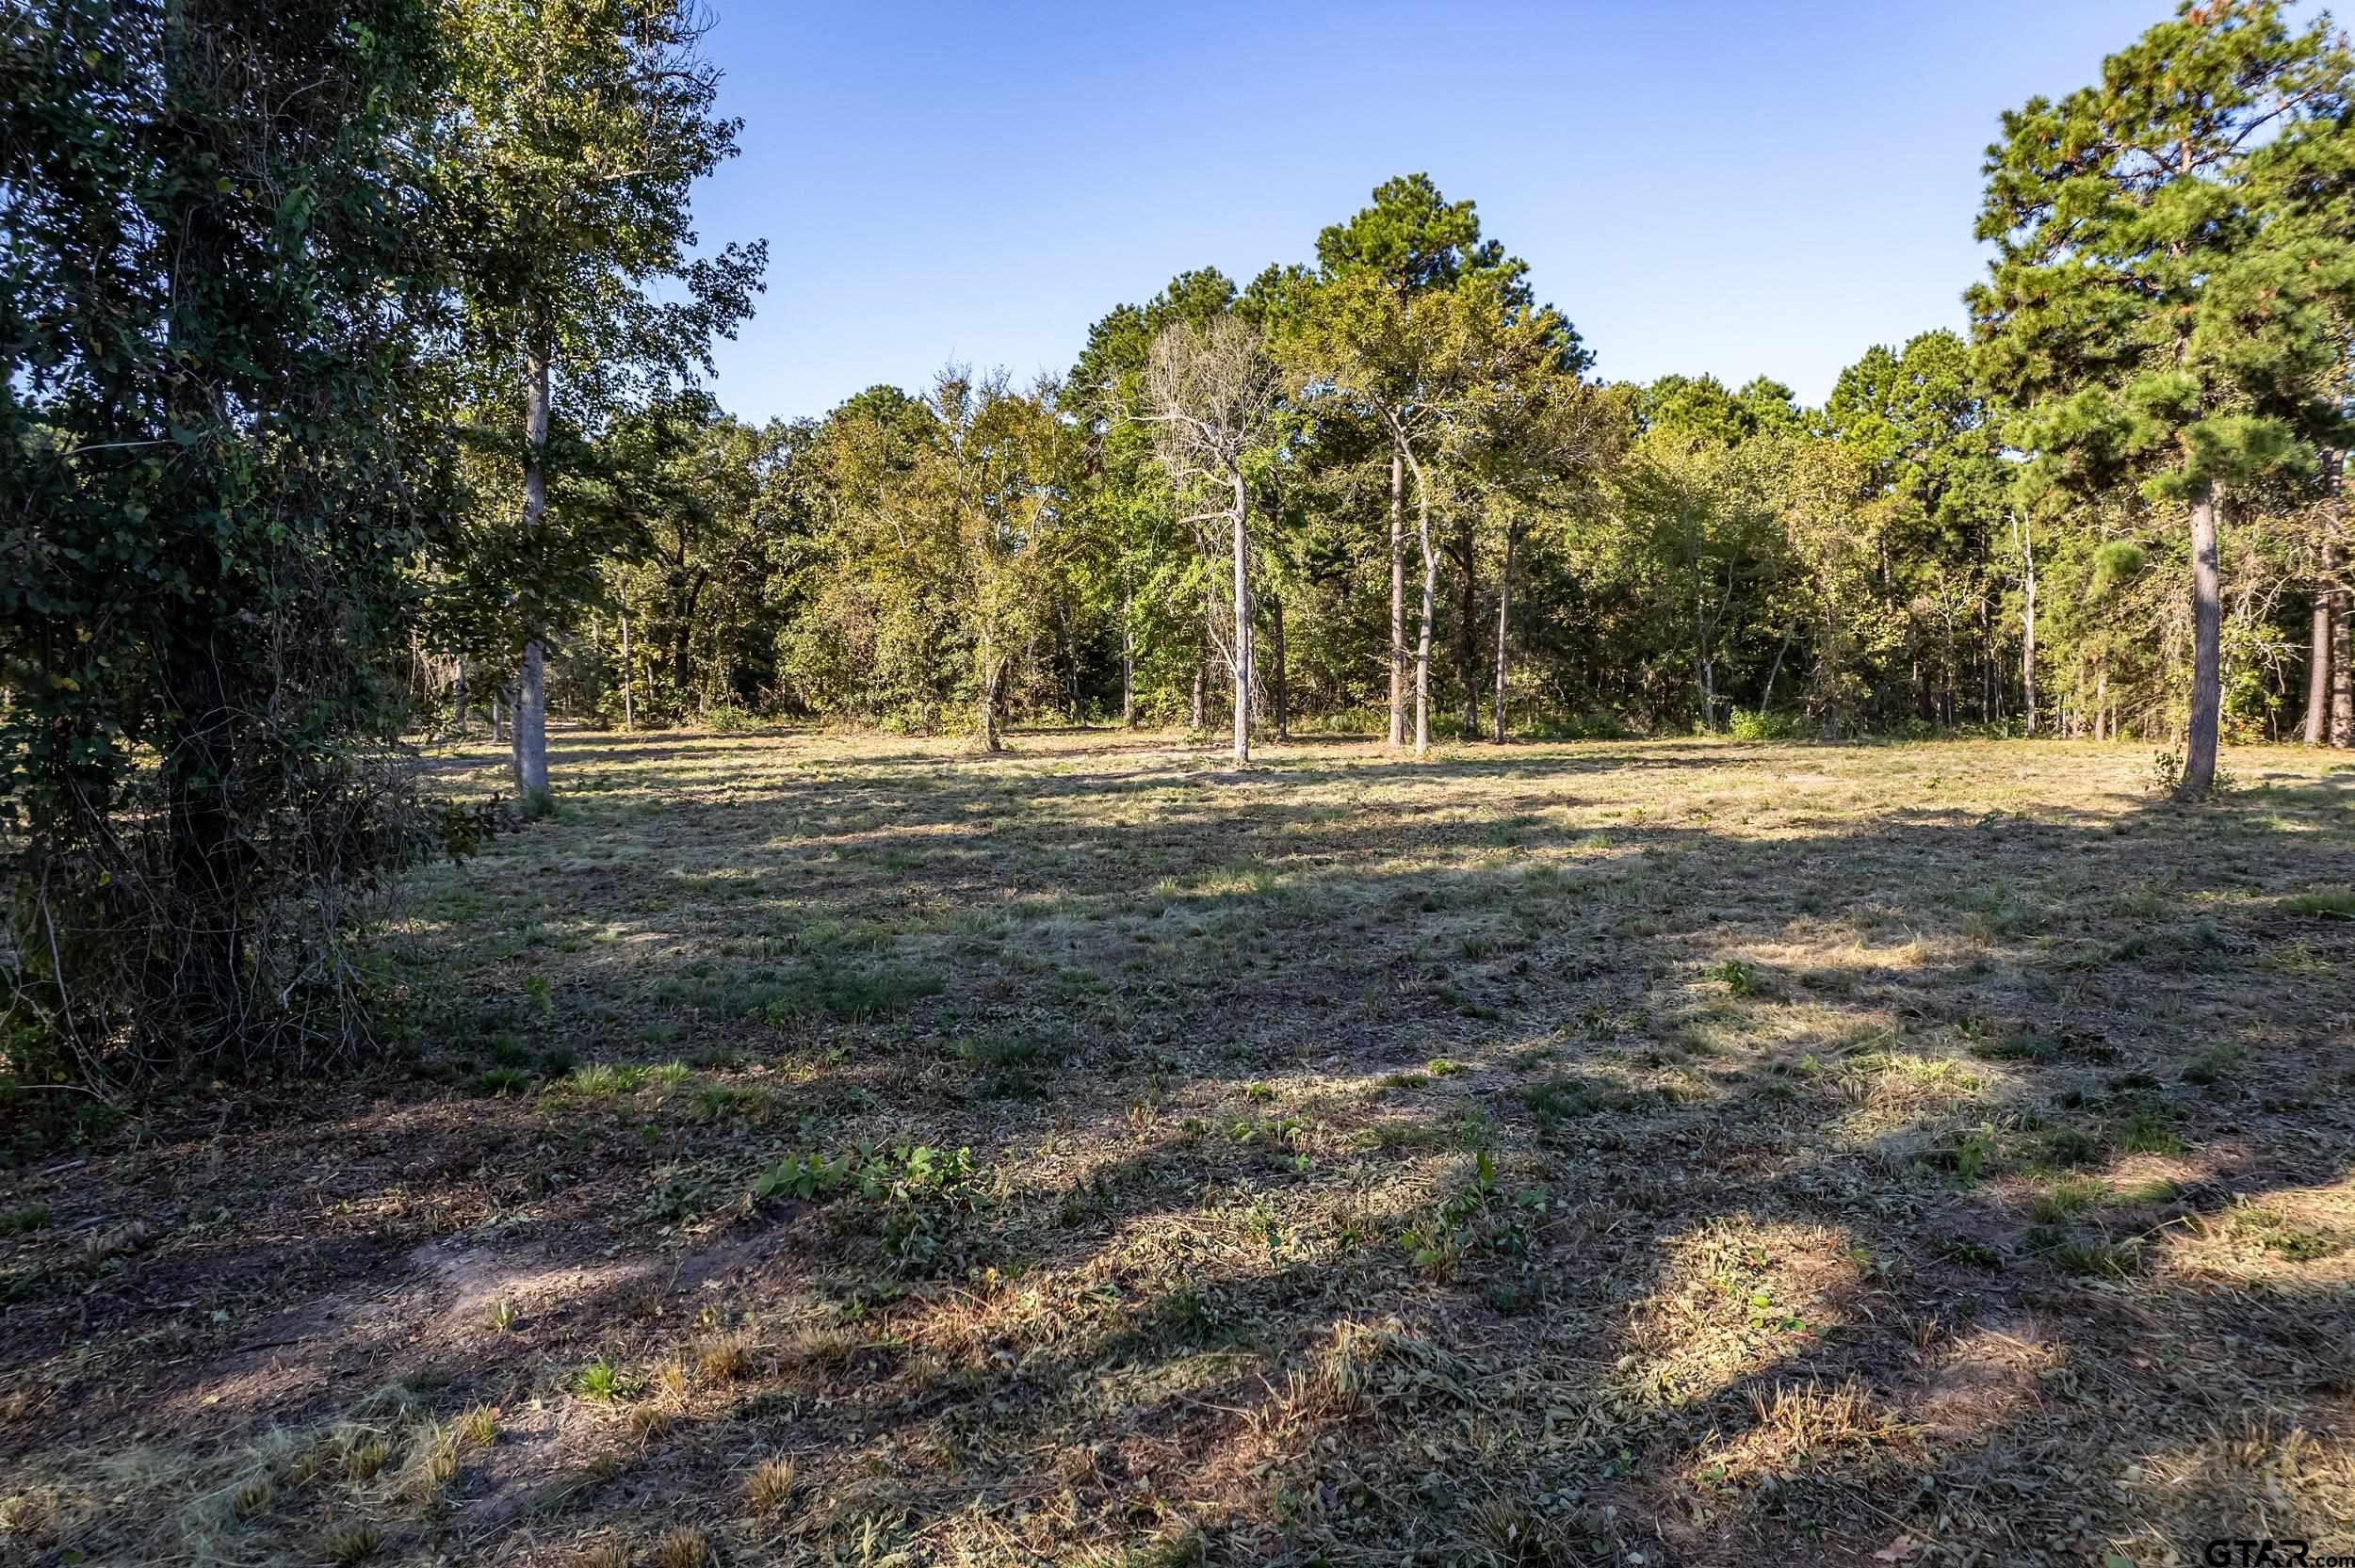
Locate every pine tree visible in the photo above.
<box><xmin>1970</xmin><ymin>0</ymin><xmax>2355</xmax><ymax>799</ymax></box>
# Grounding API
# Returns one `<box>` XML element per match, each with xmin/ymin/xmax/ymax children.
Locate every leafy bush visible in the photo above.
<box><xmin>1727</xmin><ymin>707</ymin><xmax>1801</xmax><ymax>741</ymax></box>
<box><xmin>702</xmin><ymin>701</ymin><xmax>761</xmax><ymax>733</ymax></box>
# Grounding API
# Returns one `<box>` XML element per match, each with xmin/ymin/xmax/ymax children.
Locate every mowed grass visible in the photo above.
<box><xmin>5</xmin><ymin>727</ymin><xmax>2355</xmax><ymax>1566</ymax></box>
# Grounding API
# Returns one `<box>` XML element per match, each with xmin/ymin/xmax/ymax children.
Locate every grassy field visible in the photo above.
<box><xmin>5</xmin><ymin>727</ymin><xmax>2355</xmax><ymax>1567</ymax></box>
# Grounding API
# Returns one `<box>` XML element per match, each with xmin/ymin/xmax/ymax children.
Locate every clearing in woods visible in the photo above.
<box><xmin>5</xmin><ymin>728</ymin><xmax>2354</xmax><ymax>1566</ymax></box>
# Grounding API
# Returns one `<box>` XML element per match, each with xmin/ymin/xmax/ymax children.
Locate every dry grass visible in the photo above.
<box><xmin>3</xmin><ymin>727</ymin><xmax>2353</xmax><ymax>1565</ymax></box>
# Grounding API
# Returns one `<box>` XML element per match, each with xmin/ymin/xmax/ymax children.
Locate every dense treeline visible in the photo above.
<box><xmin>539</xmin><ymin>282</ymin><xmax>2350</xmax><ymax>769</ymax></box>
<box><xmin>1</xmin><ymin>0</ymin><xmax>762</xmax><ymax>1083</ymax></box>
<box><xmin>6</xmin><ymin>0</ymin><xmax>2354</xmax><ymax>1086</ymax></box>
<box><xmin>499</xmin><ymin>8</ymin><xmax>2355</xmax><ymax>793</ymax></box>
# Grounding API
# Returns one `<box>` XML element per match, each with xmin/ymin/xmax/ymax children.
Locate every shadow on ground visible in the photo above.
<box><xmin>4</xmin><ymin>728</ymin><xmax>2353</xmax><ymax>1567</ymax></box>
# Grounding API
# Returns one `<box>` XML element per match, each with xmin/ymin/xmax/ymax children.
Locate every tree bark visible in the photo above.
<box><xmin>1454</xmin><ymin>520</ymin><xmax>1478</xmax><ymax>739</ymax></box>
<box><xmin>515</xmin><ymin>640</ymin><xmax>548</xmax><ymax>796</ymax></box>
<box><xmin>1492</xmin><ymin>525</ymin><xmax>1515</xmax><ymax>744</ymax></box>
<box><xmin>1230</xmin><ymin>467</ymin><xmax>1251</xmax><ymax>765</ymax></box>
<box><xmin>2181</xmin><ymin>485</ymin><xmax>2223</xmax><ymax>800</ymax></box>
<box><xmin>1760</xmin><ymin>627</ymin><xmax>1793</xmax><ymax>715</ymax></box>
<box><xmin>1389</xmin><ymin>442</ymin><xmax>1405</xmax><ymax>751</ymax></box>
<box><xmin>2332</xmin><ymin>550</ymin><xmax>2353</xmax><ymax>747</ymax></box>
<box><xmin>2018</xmin><ymin>513</ymin><xmax>2038</xmax><ymax>737</ymax></box>
<box><xmin>512</xmin><ymin>342</ymin><xmax>552</xmax><ymax>807</ymax></box>
<box><xmin>977</xmin><ymin>639</ymin><xmax>1003</xmax><ymax>752</ymax></box>
<box><xmin>452</xmin><ymin>658</ymin><xmax>470</xmax><ymax>734</ymax></box>
<box><xmin>1403</xmin><ymin>441</ymin><xmax>1437</xmax><ymax>757</ymax></box>
<box><xmin>2307</xmin><ymin>546</ymin><xmax>2333</xmax><ymax>746</ymax></box>
<box><xmin>618</xmin><ymin>586</ymin><xmax>634</xmax><ymax>734</ymax></box>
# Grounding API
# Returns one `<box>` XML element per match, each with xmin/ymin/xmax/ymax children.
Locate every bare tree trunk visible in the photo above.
<box><xmin>513</xmin><ymin>343</ymin><xmax>553</xmax><ymax>808</ymax></box>
<box><xmin>2332</xmin><ymin>553</ymin><xmax>2353</xmax><ymax>747</ymax></box>
<box><xmin>1230</xmin><ymin>469</ymin><xmax>1251</xmax><ymax>765</ymax></box>
<box><xmin>2017</xmin><ymin>512</ymin><xmax>2038</xmax><ymax>737</ymax></box>
<box><xmin>1389</xmin><ymin>443</ymin><xmax>1405</xmax><ymax>751</ymax></box>
<box><xmin>1760</xmin><ymin>627</ymin><xmax>1793</xmax><ymax>714</ymax></box>
<box><xmin>619</xmin><ymin>584</ymin><xmax>634</xmax><ymax>734</ymax></box>
<box><xmin>977</xmin><ymin>641</ymin><xmax>1003</xmax><ymax>752</ymax></box>
<box><xmin>1403</xmin><ymin>444</ymin><xmax>1437</xmax><ymax>757</ymax></box>
<box><xmin>451</xmin><ymin>659</ymin><xmax>470</xmax><ymax>734</ymax></box>
<box><xmin>1455</xmin><ymin>520</ymin><xmax>1478</xmax><ymax>739</ymax></box>
<box><xmin>2094</xmin><ymin>662</ymin><xmax>2107</xmax><ymax>742</ymax></box>
<box><xmin>1492</xmin><ymin>525</ymin><xmax>1515</xmax><ymax>744</ymax></box>
<box><xmin>1270</xmin><ymin>594</ymin><xmax>1289</xmax><ymax>740</ymax></box>
<box><xmin>2181</xmin><ymin>485</ymin><xmax>2223</xmax><ymax>799</ymax></box>
<box><xmin>2310</xmin><ymin>457</ymin><xmax>2342</xmax><ymax>745</ymax></box>
<box><xmin>2307</xmin><ymin>549</ymin><xmax>2333</xmax><ymax>745</ymax></box>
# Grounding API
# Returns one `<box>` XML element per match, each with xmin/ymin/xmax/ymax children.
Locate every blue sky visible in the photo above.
<box><xmin>690</xmin><ymin>0</ymin><xmax>2177</xmax><ymax>424</ymax></box>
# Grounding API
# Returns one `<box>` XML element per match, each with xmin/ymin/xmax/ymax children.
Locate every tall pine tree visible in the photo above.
<box><xmin>1970</xmin><ymin>0</ymin><xmax>2355</xmax><ymax>798</ymax></box>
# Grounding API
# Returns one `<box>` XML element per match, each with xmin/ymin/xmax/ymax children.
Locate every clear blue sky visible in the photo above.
<box><xmin>690</xmin><ymin>0</ymin><xmax>2177</xmax><ymax>424</ymax></box>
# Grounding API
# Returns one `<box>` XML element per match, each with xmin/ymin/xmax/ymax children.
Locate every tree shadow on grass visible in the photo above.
<box><xmin>5</xmin><ymin>734</ymin><xmax>2353</xmax><ymax>1564</ymax></box>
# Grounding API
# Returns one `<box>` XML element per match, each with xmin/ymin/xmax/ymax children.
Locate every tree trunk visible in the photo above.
<box><xmin>1694</xmin><ymin>576</ymin><xmax>1714</xmax><ymax>733</ymax></box>
<box><xmin>2019</xmin><ymin>514</ymin><xmax>2038</xmax><ymax>737</ymax></box>
<box><xmin>618</xmin><ymin>587</ymin><xmax>634</xmax><ymax>734</ymax></box>
<box><xmin>1492</xmin><ymin>526</ymin><xmax>1515</xmax><ymax>744</ymax></box>
<box><xmin>513</xmin><ymin>343</ymin><xmax>552</xmax><ymax>808</ymax></box>
<box><xmin>1455</xmin><ymin>520</ymin><xmax>1478</xmax><ymax>739</ymax></box>
<box><xmin>515</xmin><ymin>640</ymin><xmax>548</xmax><ymax>797</ymax></box>
<box><xmin>1230</xmin><ymin>469</ymin><xmax>1251</xmax><ymax>765</ymax></box>
<box><xmin>2332</xmin><ymin>552</ymin><xmax>2353</xmax><ymax>747</ymax></box>
<box><xmin>977</xmin><ymin>640</ymin><xmax>1003</xmax><ymax>752</ymax></box>
<box><xmin>452</xmin><ymin>659</ymin><xmax>470</xmax><ymax>734</ymax></box>
<box><xmin>2181</xmin><ymin>485</ymin><xmax>2222</xmax><ymax>800</ymax></box>
<box><xmin>1760</xmin><ymin>627</ymin><xmax>1793</xmax><ymax>714</ymax></box>
<box><xmin>670</xmin><ymin>572</ymin><xmax>706</xmax><ymax>697</ymax></box>
<box><xmin>1271</xmin><ymin>594</ymin><xmax>1289</xmax><ymax>741</ymax></box>
<box><xmin>2094</xmin><ymin>662</ymin><xmax>2107</xmax><ymax>742</ymax></box>
<box><xmin>1389</xmin><ymin>442</ymin><xmax>1405</xmax><ymax>751</ymax></box>
<box><xmin>1121</xmin><ymin>589</ymin><xmax>1135</xmax><ymax>728</ymax></box>
<box><xmin>2307</xmin><ymin>547</ymin><xmax>2333</xmax><ymax>746</ymax></box>
<box><xmin>1404</xmin><ymin>444</ymin><xmax>1437</xmax><ymax>757</ymax></box>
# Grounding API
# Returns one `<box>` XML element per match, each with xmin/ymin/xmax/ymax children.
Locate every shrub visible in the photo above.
<box><xmin>703</xmin><ymin>701</ymin><xmax>760</xmax><ymax>734</ymax></box>
<box><xmin>1727</xmin><ymin>707</ymin><xmax>1801</xmax><ymax>741</ymax></box>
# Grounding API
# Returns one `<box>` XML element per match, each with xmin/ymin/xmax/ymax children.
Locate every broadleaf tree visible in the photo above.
<box><xmin>434</xmin><ymin>0</ymin><xmax>765</xmax><ymax>811</ymax></box>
